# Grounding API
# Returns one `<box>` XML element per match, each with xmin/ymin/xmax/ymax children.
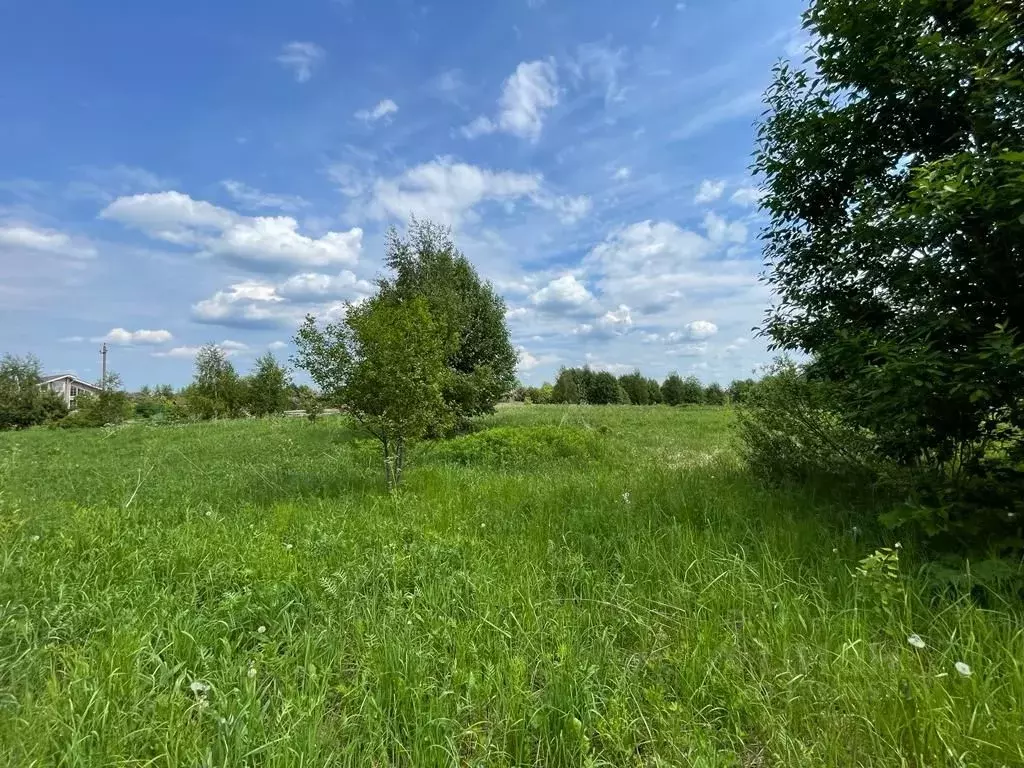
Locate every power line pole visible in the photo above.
<box><xmin>100</xmin><ymin>343</ymin><xmax>108</xmax><ymax>389</ymax></box>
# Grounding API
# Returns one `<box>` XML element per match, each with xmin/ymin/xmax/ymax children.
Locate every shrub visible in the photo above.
<box><xmin>735</xmin><ymin>359</ymin><xmax>886</xmax><ymax>493</ymax></box>
<box><xmin>429</xmin><ymin>426</ymin><xmax>602</xmax><ymax>468</ymax></box>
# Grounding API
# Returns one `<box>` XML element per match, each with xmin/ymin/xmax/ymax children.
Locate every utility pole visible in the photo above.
<box><xmin>100</xmin><ymin>343</ymin><xmax>108</xmax><ymax>389</ymax></box>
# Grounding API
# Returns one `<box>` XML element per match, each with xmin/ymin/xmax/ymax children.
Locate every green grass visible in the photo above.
<box><xmin>0</xmin><ymin>406</ymin><xmax>1021</xmax><ymax>767</ymax></box>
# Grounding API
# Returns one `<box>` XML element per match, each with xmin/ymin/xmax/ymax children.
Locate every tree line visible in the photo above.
<box><xmin>0</xmin><ymin>348</ymin><xmax>309</xmax><ymax>430</ymax></box>
<box><xmin>514</xmin><ymin>368</ymin><xmax>756</xmax><ymax>406</ymax></box>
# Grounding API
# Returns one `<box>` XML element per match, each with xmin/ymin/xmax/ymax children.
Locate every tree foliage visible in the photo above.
<box><xmin>378</xmin><ymin>220</ymin><xmax>517</xmax><ymax>429</ymax></box>
<box><xmin>618</xmin><ymin>370</ymin><xmax>650</xmax><ymax>406</ymax></box>
<box><xmin>755</xmin><ymin>0</ymin><xmax>1024</xmax><ymax>546</ymax></box>
<box><xmin>0</xmin><ymin>354</ymin><xmax>66</xmax><ymax>430</ymax></box>
<box><xmin>183</xmin><ymin>345</ymin><xmax>244</xmax><ymax>419</ymax></box>
<box><xmin>246</xmin><ymin>353</ymin><xmax>291</xmax><ymax>417</ymax></box>
<box><xmin>294</xmin><ymin>296</ymin><xmax>450</xmax><ymax>488</ymax></box>
<box><xmin>551</xmin><ymin>368</ymin><xmax>582</xmax><ymax>404</ymax></box>
<box><xmin>661</xmin><ymin>374</ymin><xmax>685</xmax><ymax>406</ymax></box>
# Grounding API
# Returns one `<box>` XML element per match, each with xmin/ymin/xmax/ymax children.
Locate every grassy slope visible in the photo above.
<box><xmin>0</xmin><ymin>406</ymin><xmax>1020</xmax><ymax>767</ymax></box>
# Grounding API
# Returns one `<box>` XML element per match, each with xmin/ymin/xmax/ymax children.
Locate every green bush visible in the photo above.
<box><xmin>429</xmin><ymin>425</ymin><xmax>602</xmax><ymax>468</ymax></box>
<box><xmin>735</xmin><ymin>359</ymin><xmax>888</xmax><ymax>494</ymax></box>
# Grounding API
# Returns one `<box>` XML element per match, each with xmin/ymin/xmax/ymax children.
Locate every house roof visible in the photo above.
<box><xmin>39</xmin><ymin>374</ymin><xmax>101</xmax><ymax>389</ymax></box>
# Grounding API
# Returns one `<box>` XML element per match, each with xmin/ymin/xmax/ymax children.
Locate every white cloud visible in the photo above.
<box><xmin>0</xmin><ymin>225</ymin><xmax>96</xmax><ymax>258</ymax></box>
<box><xmin>277</xmin><ymin>42</ymin><xmax>325</xmax><ymax>83</ymax></box>
<box><xmin>102</xmin><ymin>191</ymin><xmax>362</xmax><ymax>271</ymax></box>
<box><xmin>191</xmin><ymin>280</ymin><xmax>291</xmax><ymax>329</ymax></box>
<box><xmin>367</xmin><ymin>158</ymin><xmax>542</xmax><ymax>226</ymax></box>
<box><xmin>703</xmin><ymin>212</ymin><xmax>747</xmax><ymax>245</ymax></box>
<box><xmin>534</xmin><ymin>194</ymin><xmax>592</xmax><ymax>224</ymax></box>
<box><xmin>683</xmin><ymin>320</ymin><xmax>718</xmax><ymax>339</ymax></box>
<box><xmin>694</xmin><ymin>179</ymin><xmax>726</xmax><ymax>204</ymax></box>
<box><xmin>95</xmin><ymin>328</ymin><xmax>173</xmax><ymax>346</ymax></box>
<box><xmin>268</xmin><ymin>340</ymin><xmax>289</xmax><ymax>351</ymax></box>
<box><xmin>530</xmin><ymin>274</ymin><xmax>598</xmax><ymax>315</ymax></box>
<box><xmin>152</xmin><ymin>341</ymin><xmax>247</xmax><ymax>359</ymax></box>
<box><xmin>574</xmin><ymin>304</ymin><xmax>633</xmax><ymax>338</ymax></box>
<box><xmin>464</xmin><ymin>59</ymin><xmax>559</xmax><ymax>141</ymax></box>
<box><xmin>191</xmin><ymin>270</ymin><xmax>369</xmax><ymax>330</ymax></box>
<box><xmin>64</xmin><ymin>165</ymin><xmax>172</xmax><ymax>203</ymax></box>
<box><xmin>276</xmin><ymin>270</ymin><xmax>373</xmax><ymax>301</ymax></box>
<box><xmin>730</xmin><ymin>186</ymin><xmax>763</xmax><ymax>207</ymax></box>
<box><xmin>612</xmin><ymin>167</ymin><xmax>631</xmax><ymax>181</ymax></box>
<box><xmin>355</xmin><ymin>99</ymin><xmax>398</xmax><ymax>123</ymax></box>
<box><xmin>517</xmin><ymin>345</ymin><xmax>557</xmax><ymax>371</ymax></box>
<box><xmin>221</xmin><ymin>180</ymin><xmax>308</xmax><ymax>212</ymax></box>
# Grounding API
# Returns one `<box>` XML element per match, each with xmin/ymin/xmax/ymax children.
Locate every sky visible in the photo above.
<box><xmin>0</xmin><ymin>0</ymin><xmax>809</xmax><ymax>389</ymax></box>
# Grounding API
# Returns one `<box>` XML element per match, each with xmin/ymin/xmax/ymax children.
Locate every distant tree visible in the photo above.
<box><xmin>246</xmin><ymin>353</ymin><xmax>291</xmax><ymax>417</ymax></box>
<box><xmin>184</xmin><ymin>345</ymin><xmax>244</xmax><ymax>419</ymax></box>
<box><xmin>727</xmin><ymin>378</ymin><xmax>757</xmax><ymax>404</ymax></box>
<box><xmin>64</xmin><ymin>372</ymin><xmax>131</xmax><ymax>428</ymax></box>
<box><xmin>536</xmin><ymin>382</ymin><xmax>554</xmax><ymax>404</ymax></box>
<box><xmin>378</xmin><ymin>220</ymin><xmax>517</xmax><ymax>428</ymax></box>
<box><xmin>661</xmin><ymin>373</ymin><xmax>685</xmax><ymax>406</ymax></box>
<box><xmin>704</xmin><ymin>382</ymin><xmax>726</xmax><ymax>406</ymax></box>
<box><xmin>679</xmin><ymin>376</ymin><xmax>705</xmax><ymax>405</ymax></box>
<box><xmin>552</xmin><ymin>368</ymin><xmax>582</xmax><ymax>404</ymax></box>
<box><xmin>647</xmin><ymin>378</ymin><xmax>663</xmax><ymax>404</ymax></box>
<box><xmin>0</xmin><ymin>354</ymin><xmax>66</xmax><ymax>429</ymax></box>
<box><xmin>618</xmin><ymin>370</ymin><xmax>650</xmax><ymax>405</ymax></box>
<box><xmin>299</xmin><ymin>389</ymin><xmax>323</xmax><ymax>423</ymax></box>
<box><xmin>294</xmin><ymin>296</ymin><xmax>450</xmax><ymax>489</ymax></box>
<box><xmin>587</xmin><ymin>371</ymin><xmax>621</xmax><ymax>405</ymax></box>
<box><xmin>576</xmin><ymin>367</ymin><xmax>597</xmax><ymax>404</ymax></box>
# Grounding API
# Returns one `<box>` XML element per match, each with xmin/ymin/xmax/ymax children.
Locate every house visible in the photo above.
<box><xmin>38</xmin><ymin>374</ymin><xmax>102</xmax><ymax>409</ymax></box>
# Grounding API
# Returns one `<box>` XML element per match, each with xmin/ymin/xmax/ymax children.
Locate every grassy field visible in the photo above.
<box><xmin>0</xmin><ymin>406</ymin><xmax>1021</xmax><ymax>767</ymax></box>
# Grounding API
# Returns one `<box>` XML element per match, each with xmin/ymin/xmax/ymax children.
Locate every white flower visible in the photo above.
<box><xmin>284</xmin><ymin>543</ymin><xmax>293</xmax><ymax>551</ymax></box>
<box><xmin>247</xmin><ymin>665</ymin><xmax>257</xmax><ymax>679</ymax></box>
<box><xmin>205</xmin><ymin>510</ymin><xmax>212</xmax><ymax>517</ymax></box>
<box><xmin>480</xmin><ymin>522</ymin><xmax>486</xmax><ymax>529</ymax></box>
<box><xmin>622</xmin><ymin>491</ymin><xmax>631</xmax><ymax>504</ymax></box>
<box><xmin>832</xmin><ymin>547</ymin><xmax>839</xmax><ymax>554</ymax></box>
<box><xmin>955</xmin><ymin>661</ymin><xmax>972</xmax><ymax>677</ymax></box>
<box><xmin>30</xmin><ymin>535</ymin><xmax>40</xmax><ymax>542</ymax></box>
<box><xmin>894</xmin><ymin>542</ymin><xmax>902</xmax><ymax>549</ymax></box>
<box><xmin>189</xmin><ymin>680</ymin><xmax>210</xmax><ymax>695</ymax></box>
<box><xmin>257</xmin><ymin>625</ymin><xmax>266</xmax><ymax>634</ymax></box>
<box><xmin>907</xmin><ymin>634</ymin><xmax>926</xmax><ymax>649</ymax></box>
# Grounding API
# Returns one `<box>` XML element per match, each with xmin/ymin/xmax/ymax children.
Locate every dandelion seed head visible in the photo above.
<box><xmin>257</xmin><ymin>625</ymin><xmax>266</xmax><ymax>634</ymax></box>
<box><xmin>955</xmin><ymin>661</ymin><xmax>972</xmax><ymax>677</ymax></box>
<box><xmin>189</xmin><ymin>680</ymin><xmax>209</xmax><ymax>695</ymax></box>
<box><xmin>907</xmin><ymin>634</ymin><xmax>925</xmax><ymax>649</ymax></box>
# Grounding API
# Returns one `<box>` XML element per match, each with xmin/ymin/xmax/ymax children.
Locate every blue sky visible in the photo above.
<box><xmin>0</xmin><ymin>0</ymin><xmax>808</xmax><ymax>388</ymax></box>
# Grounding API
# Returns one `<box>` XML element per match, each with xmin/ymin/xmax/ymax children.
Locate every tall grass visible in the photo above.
<box><xmin>0</xmin><ymin>406</ymin><xmax>1020</xmax><ymax>766</ymax></box>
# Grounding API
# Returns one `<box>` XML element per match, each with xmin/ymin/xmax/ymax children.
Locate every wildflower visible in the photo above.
<box><xmin>284</xmin><ymin>543</ymin><xmax>293</xmax><ymax>551</ymax></box>
<box><xmin>189</xmin><ymin>680</ymin><xmax>210</xmax><ymax>696</ymax></box>
<box><xmin>480</xmin><ymin>522</ymin><xmax>486</xmax><ymax>529</ymax></box>
<box><xmin>894</xmin><ymin>542</ymin><xmax>902</xmax><ymax>549</ymax></box>
<box><xmin>30</xmin><ymin>535</ymin><xmax>40</xmax><ymax>542</ymax></box>
<box><xmin>257</xmin><ymin>625</ymin><xmax>266</xmax><ymax>634</ymax></box>
<box><xmin>205</xmin><ymin>510</ymin><xmax>212</xmax><ymax>517</ymax></box>
<box><xmin>247</xmin><ymin>665</ymin><xmax>257</xmax><ymax>679</ymax></box>
<box><xmin>622</xmin><ymin>491</ymin><xmax>631</xmax><ymax>504</ymax></box>
<box><xmin>907</xmin><ymin>634</ymin><xmax>926</xmax><ymax>649</ymax></box>
<box><xmin>851</xmin><ymin>526</ymin><xmax>860</xmax><ymax>536</ymax></box>
<box><xmin>955</xmin><ymin>661</ymin><xmax>972</xmax><ymax>677</ymax></box>
<box><xmin>832</xmin><ymin>548</ymin><xmax>838</xmax><ymax>554</ymax></box>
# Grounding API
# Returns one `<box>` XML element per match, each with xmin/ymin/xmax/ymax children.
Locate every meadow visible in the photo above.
<box><xmin>0</xmin><ymin>406</ymin><xmax>1021</xmax><ymax>767</ymax></box>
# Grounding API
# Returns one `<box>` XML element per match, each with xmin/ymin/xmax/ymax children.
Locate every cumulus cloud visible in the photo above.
<box><xmin>191</xmin><ymin>270</ymin><xmax>370</xmax><ymax>329</ymax></box>
<box><xmin>95</xmin><ymin>328</ymin><xmax>173</xmax><ymax>346</ymax></box>
<box><xmin>101</xmin><ymin>191</ymin><xmax>362</xmax><ymax>272</ymax></box>
<box><xmin>221</xmin><ymin>180</ymin><xmax>308</xmax><ymax>212</ymax></box>
<box><xmin>0</xmin><ymin>224</ymin><xmax>96</xmax><ymax>259</ymax></box>
<box><xmin>367</xmin><ymin>158</ymin><xmax>542</xmax><ymax>226</ymax></box>
<box><xmin>517</xmin><ymin>345</ymin><xmax>558</xmax><ymax>371</ymax></box>
<box><xmin>277</xmin><ymin>42</ymin><xmax>325</xmax><ymax>83</ymax></box>
<box><xmin>152</xmin><ymin>341</ymin><xmax>248</xmax><ymax>359</ymax></box>
<box><xmin>730</xmin><ymin>186</ymin><xmax>763</xmax><ymax>206</ymax></box>
<box><xmin>612</xmin><ymin>167</ymin><xmax>631</xmax><ymax>181</ymax></box>
<box><xmin>694</xmin><ymin>179</ymin><xmax>726</xmax><ymax>204</ymax></box>
<box><xmin>530</xmin><ymin>274</ymin><xmax>598</xmax><ymax>316</ymax></box>
<box><xmin>703</xmin><ymin>211</ymin><xmax>747</xmax><ymax>245</ymax></box>
<box><xmin>363</xmin><ymin>158</ymin><xmax>589</xmax><ymax>228</ymax></box>
<box><xmin>683</xmin><ymin>320</ymin><xmax>718</xmax><ymax>339</ymax></box>
<box><xmin>463</xmin><ymin>59</ymin><xmax>559</xmax><ymax>141</ymax></box>
<box><xmin>574</xmin><ymin>304</ymin><xmax>633</xmax><ymax>338</ymax></box>
<box><xmin>355</xmin><ymin>99</ymin><xmax>398</xmax><ymax>123</ymax></box>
